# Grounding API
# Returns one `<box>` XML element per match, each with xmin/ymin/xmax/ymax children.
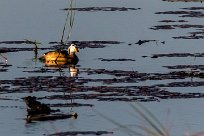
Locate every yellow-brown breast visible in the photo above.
<box><xmin>39</xmin><ymin>44</ymin><xmax>79</xmax><ymax>66</ymax></box>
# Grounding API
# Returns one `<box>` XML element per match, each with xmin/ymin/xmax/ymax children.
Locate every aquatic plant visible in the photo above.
<box><xmin>24</xmin><ymin>39</ymin><xmax>41</xmax><ymax>60</ymax></box>
<box><xmin>60</xmin><ymin>0</ymin><xmax>75</xmax><ymax>47</ymax></box>
<box><xmin>0</xmin><ymin>53</ymin><xmax>7</xmax><ymax>63</ymax></box>
<box><xmin>98</xmin><ymin>102</ymin><xmax>204</xmax><ymax>136</ymax></box>
<box><xmin>129</xmin><ymin>103</ymin><xmax>169</xmax><ymax>136</ymax></box>
<box><xmin>96</xmin><ymin>102</ymin><xmax>169</xmax><ymax>136</ymax></box>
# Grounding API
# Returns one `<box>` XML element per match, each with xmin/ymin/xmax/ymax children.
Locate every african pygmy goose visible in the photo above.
<box><xmin>39</xmin><ymin>44</ymin><xmax>79</xmax><ymax>65</ymax></box>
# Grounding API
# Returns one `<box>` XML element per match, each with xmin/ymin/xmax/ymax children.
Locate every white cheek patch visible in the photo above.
<box><xmin>70</xmin><ymin>46</ymin><xmax>75</xmax><ymax>52</ymax></box>
<box><xmin>69</xmin><ymin>45</ymin><xmax>77</xmax><ymax>53</ymax></box>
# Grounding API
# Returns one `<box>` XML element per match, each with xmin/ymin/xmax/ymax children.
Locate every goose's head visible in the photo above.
<box><xmin>68</xmin><ymin>44</ymin><xmax>79</xmax><ymax>55</ymax></box>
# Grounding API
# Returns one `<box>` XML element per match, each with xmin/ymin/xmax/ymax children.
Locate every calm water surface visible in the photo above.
<box><xmin>0</xmin><ymin>0</ymin><xmax>204</xmax><ymax>135</ymax></box>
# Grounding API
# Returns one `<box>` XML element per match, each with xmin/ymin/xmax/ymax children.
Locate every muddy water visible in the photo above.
<box><xmin>1</xmin><ymin>0</ymin><xmax>204</xmax><ymax>136</ymax></box>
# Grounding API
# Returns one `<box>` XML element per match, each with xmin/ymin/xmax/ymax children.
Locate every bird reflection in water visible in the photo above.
<box><xmin>43</xmin><ymin>61</ymin><xmax>79</xmax><ymax>78</ymax></box>
<box><xmin>69</xmin><ymin>65</ymin><xmax>79</xmax><ymax>77</ymax></box>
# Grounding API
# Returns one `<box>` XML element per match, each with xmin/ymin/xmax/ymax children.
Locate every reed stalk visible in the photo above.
<box><xmin>130</xmin><ymin>102</ymin><xmax>169</xmax><ymax>136</ymax></box>
<box><xmin>96</xmin><ymin>101</ymin><xmax>170</xmax><ymax>136</ymax></box>
<box><xmin>60</xmin><ymin>0</ymin><xmax>75</xmax><ymax>49</ymax></box>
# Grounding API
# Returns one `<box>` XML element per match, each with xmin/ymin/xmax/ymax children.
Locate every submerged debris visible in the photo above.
<box><xmin>135</xmin><ymin>40</ymin><xmax>158</xmax><ymax>45</ymax></box>
<box><xmin>26</xmin><ymin>112</ymin><xmax>77</xmax><ymax>122</ymax></box>
<box><xmin>23</xmin><ymin>96</ymin><xmax>60</xmax><ymax>115</ymax></box>
<box><xmin>23</xmin><ymin>96</ymin><xmax>77</xmax><ymax>123</ymax></box>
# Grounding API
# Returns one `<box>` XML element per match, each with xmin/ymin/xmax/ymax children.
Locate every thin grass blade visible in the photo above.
<box><xmin>95</xmin><ymin>109</ymin><xmax>146</xmax><ymax>136</ymax></box>
<box><xmin>130</xmin><ymin>103</ymin><xmax>167</xmax><ymax>136</ymax></box>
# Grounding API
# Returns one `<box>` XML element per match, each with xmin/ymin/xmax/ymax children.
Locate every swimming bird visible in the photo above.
<box><xmin>39</xmin><ymin>44</ymin><xmax>79</xmax><ymax>65</ymax></box>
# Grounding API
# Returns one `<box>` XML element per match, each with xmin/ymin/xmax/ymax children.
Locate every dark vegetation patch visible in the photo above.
<box><xmin>0</xmin><ymin>40</ymin><xmax>38</xmax><ymax>45</ymax></box>
<box><xmin>80</xmin><ymin>68</ymin><xmax>148</xmax><ymax>77</ymax></box>
<box><xmin>0</xmin><ymin>105</ymin><xmax>23</xmax><ymax>108</ymax></box>
<box><xmin>166</xmin><ymin>70</ymin><xmax>204</xmax><ymax>78</ymax></box>
<box><xmin>173</xmin><ymin>29</ymin><xmax>204</xmax><ymax>39</ymax></box>
<box><xmin>135</xmin><ymin>40</ymin><xmax>158</xmax><ymax>45</ymax></box>
<box><xmin>50</xmin><ymin>40</ymin><xmax>163</xmax><ymax>49</ymax></box>
<box><xmin>22</xmin><ymin>68</ymin><xmax>61</xmax><ymax>73</ymax></box>
<box><xmin>0</xmin><ymin>69</ymin><xmax>8</xmax><ymax>72</ymax></box>
<box><xmin>151</xmin><ymin>53</ymin><xmax>204</xmax><ymax>58</ymax></box>
<box><xmin>189</xmin><ymin>29</ymin><xmax>204</xmax><ymax>35</ymax></box>
<box><xmin>0</xmin><ymin>40</ymin><xmax>51</xmax><ymax>53</ymax></box>
<box><xmin>98</xmin><ymin>58</ymin><xmax>136</xmax><ymax>62</ymax></box>
<box><xmin>49</xmin><ymin>103</ymin><xmax>94</xmax><ymax>107</ymax></box>
<box><xmin>153</xmin><ymin>8</ymin><xmax>204</xmax><ymax>38</ymax></box>
<box><xmin>155</xmin><ymin>11</ymin><xmax>204</xmax><ymax>18</ymax></box>
<box><xmin>128</xmin><ymin>40</ymin><xmax>165</xmax><ymax>46</ymax></box>
<box><xmin>48</xmin><ymin>131</ymin><xmax>113</xmax><ymax>136</ymax></box>
<box><xmin>162</xmin><ymin>0</ymin><xmax>204</xmax><ymax>2</ymax></box>
<box><xmin>0</xmin><ymin>47</ymin><xmax>51</xmax><ymax>53</ymax></box>
<box><xmin>2</xmin><ymin>68</ymin><xmax>204</xmax><ymax>102</ymax></box>
<box><xmin>0</xmin><ymin>97</ymin><xmax>14</xmax><ymax>100</ymax></box>
<box><xmin>0</xmin><ymin>63</ymin><xmax>12</xmax><ymax>67</ymax></box>
<box><xmin>183</xmin><ymin>7</ymin><xmax>204</xmax><ymax>10</ymax></box>
<box><xmin>150</xmin><ymin>24</ymin><xmax>204</xmax><ymax>30</ymax></box>
<box><xmin>159</xmin><ymin>20</ymin><xmax>188</xmax><ymax>23</ymax></box>
<box><xmin>173</xmin><ymin>35</ymin><xmax>204</xmax><ymax>39</ymax></box>
<box><xmin>39</xmin><ymin>85</ymin><xmax>204</xmax><ymax>102</ymax></box>
<box><xmin>49</xmin><ymin>41</ymin><xmax>123</xmax><ymax>49</ymax></box>
<box><xmin>156</xmin><ymin>81</ymin><xmax>204</xmax><ymax>87</ymax></box>
<box><xmin>18</xmin><ymin>66</ymin><xmax>79</xmax><ymax>73</ymax></box>
<box><xmin>39</xmin><ymin>86</ymin><xmax>161</xmax><ymax>102</ymax></box>
<box><xmin>0</xmin><ymin>62</ymin><xmax>10</xmax><ymax>72</ymax></box>
<box><xmin>0</xmin><ymin>39</ymin><xmax>163</xmax><ymax>54</ymax></box>
<box><xmin>164</xmin><ymin>65</ymin><xmax>204</xmax><ymax>70</ymax></box>
<box><xmin>79</xmin><ymin>69</ymin><xmax>204</xmax><ymax>82</ymax></box>
<box><xmin>62</xmin><ymin>7</ymin><xmax>140</xmax><ymax>12</ymax></box>
<box><xmin>150</xmin><ymin>25</ymin><xmax>175</xmax><ymax>30</ymax></box>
